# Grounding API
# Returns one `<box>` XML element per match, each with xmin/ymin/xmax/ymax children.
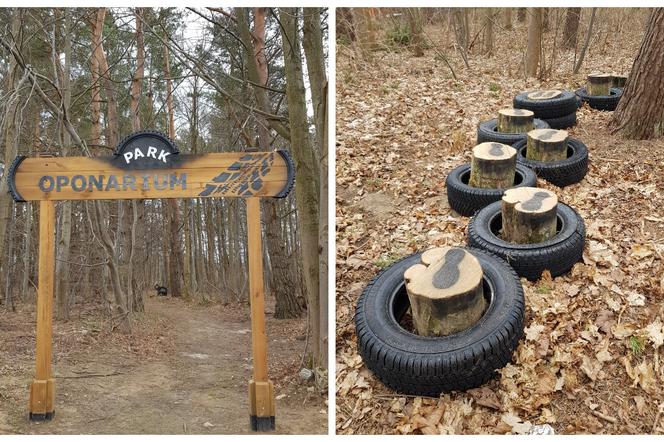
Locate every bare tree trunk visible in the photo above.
<box><xmin>303</xmin><ymin>6</ymin><xmax>329</xmax><ymax>366</ymax></box>
<box><xmin>612</xmin><ymin>9</ymin><xmax>664</xmax><ymax>139</ymax></box>
<box><xmin>525</xmin><ymin>8</ymin><xmax>542</xmax><ymax>77</ymax></box>
<box><xmin>163</xmin><ymin>40</ymin><xmax>187</xmax><ymax>299</ymax></box>
<box><xmin>563</xmin><ymin>8</ymin><xmax>581</xmax><ymax>49</ymax></box>
<box><xmin>542</xmin><ymin>8</ymin><xmax>550</xmax><ymax>32</ymax></box>
<box><xmin>517</xmin><ymin>8</ymin><xmax>526</xmax><ymax>23</ymax></box>
<box><xmin>0</xmin><ymin>11</ymin><xmax>23</xmax><ymax>266</ymax></box>
<box><xmin>573</xmin><ymin>8</ymin><xmax>597</xmax><ymax>74</ymax></box>
<box><xmin>484</xmin><ymin>8</ymin><xmax>494</xmax><ymax>56</ymax></box>
<box><xmin>55</xmin><ymin>9</ymin><xmax>72</xmax><ymax>320</ymax></box>
<box><xmin>235</xmin><ymin>7</ymin><xmax>303</xmax><ymax>317</ymax></box>
<box><xmin>504</xmin><ymin>8</ymin><xmax>513</xmax><ymax>30</ymax></box>
<box><xmin>407</xmin><ymin>8</ymin><xmax>424</xmax><ymax>57</ymax></box>
<box><xmin>280</xmin><ymin>7</ymin><xmax>322</xmax><ymax>367</ymax></box>
<box><xmin>129</xmin><ymin>7</ymin><xmax>146</xmax><ymax>312</ymax></box>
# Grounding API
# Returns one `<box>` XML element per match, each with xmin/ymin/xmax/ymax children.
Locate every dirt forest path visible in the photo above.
<box><xmin>0</xmin><ymin>296</ymin><xmax>326</xmax><ymax>435</ymax></box>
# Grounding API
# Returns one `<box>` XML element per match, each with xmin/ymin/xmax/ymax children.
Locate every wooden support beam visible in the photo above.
<box><xmin>29</xmin><ymin>199</ymin><xmax>56</xmax><ymax>421</ymax></box>
<box><xmin>497</xmin><ymin>108</ymin><xmax>534</xmax><ymax>133</ymax></box>
<box><xmin>587</xmin><ymin>73</ymin><xmax>613</xmax><ymax>96</ymax></box>
<box><xmin>246</xmin><ymin>197</ymin><xmax>275</xmax><ymax>432</ymax></box>
<box><xmin>469</xmin><ymin>142</ymin><xmax>517</xmax><ymax>189</ymax></box>
<box><xmin>404</xmin><ymin>247</ymin><xmax>486</xmax><ymax>336</ymax></box>
<box><xmin>502</xmin><ymin>187</ymin><xmax>558</xmax><ymax>244</ymax></box>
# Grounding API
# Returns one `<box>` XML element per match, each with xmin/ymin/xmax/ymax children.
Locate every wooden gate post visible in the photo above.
<box><xmin>29</xmin><ymin>200</ymin><xmax>56</xmax><ymax>421</ymax></box>
<box><xmin>246</xmin><ymin>197</ymin><xmax>275</xmax><ymax>432</ymax></box>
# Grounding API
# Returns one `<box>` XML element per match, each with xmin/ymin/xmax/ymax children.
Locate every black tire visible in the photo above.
<box><xmin>355</xmin><ymin>249</ymin><xmax>524</xmax><ymax>396</ymax></box>
<box><xmin>477</xmin><ymin>118</ymin><xmax>550</xmax><ymax>144</ymax></box>
<box><xmin>467</xmin><ymin>201</ymin><xmax>586</xmax><ymax>281</ymax></box>
<box><xmin>446</xmin><ymin>163</ymin><xmax>537</xmax><ymax>217</ymax></box>
<box><xmin>543</xmin><ymin>111</ymin><xmax>577</xmax><ymax>129</ymax></box>
<box><xmin>513</xmin><ymin>90</ymin><xmax>578</xmax><ymax>119</ymax></box>
<box><xmin>575</xmin><ymin>87</ymin><xmax>622</xmax><ymax>111</ymax></box>
<box><xmin>513</xmin><ymin>137</ymin><xmax>588</xmax><ymax>187</ymax></box>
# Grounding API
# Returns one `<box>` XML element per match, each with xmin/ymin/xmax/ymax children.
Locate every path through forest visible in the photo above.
<box><xmin>0</xmin><ymin>296</ymin><xmax>326</xmax><ymax>434</ymax></box>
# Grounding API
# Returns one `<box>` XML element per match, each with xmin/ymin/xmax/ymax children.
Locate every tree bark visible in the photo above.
<box><xmin>407</xmin><ymin>8</ymin><xmax>424</xmax><ymax>57</ymax></box>
<box><xmin>163</xmin><ymin>40</ymin><xmax>187</xmax><ymax>299</ymax></box>
<box><xmin>55</xmin><ymin>9</ymin><xmax>73</xmax><ymax>320</ymax></box>
<box><xmin>129</xmin><ymin>7</ymin><xmax>146</xmax><ymax>312</ymax></box>
<box><xmin>504</xmin><ymin>8</ymin><xmax>513</xmax><ymax>30</ymax></box>
<box><xmin>484</xmin><ymin>8</ymin><xmax>494</xmax><ymax>56</ymax></box>
<box><xmin>563</xmin><ymin>8</ymin><xmax>581</xmax><ymax>49</ymax></box>
<box><xmin>517</xmin><ymin>8</ymin><xmax>526</xmax><ymax>23</ymax></box>
<box><xmin>280</xmin><ymin>7</ymin><xmax>322</xmax><ymax>367</ymax></box>
<box><xmin>525</xmin><ymin>8</ymin><xmax>542</xmax><ymax>77</ymax></box>
<box><xmin>235</xmin><ymin>8</ymin><xmax>303</xmax><ymax>317</ymax></box>
<box><xmin>303</xmin><ymin>7</ymin><xmax>329</xmax><ymax>367</ymax></box>
<box><xmin>612</xmin><ymin>9</ymin><xmax>664</xmax><ymax>140</ymax></box>
<box><xmin>0</xmin><ymin>10</ymin><xmax>22</xmax><ymax>299</ymax></box>
<box><xmin>573</xmin><ymin>8</ymin><xmax>597</xmax><ymax>74</ymax></box>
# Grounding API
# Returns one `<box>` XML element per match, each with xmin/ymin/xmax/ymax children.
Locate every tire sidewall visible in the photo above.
<box><xmin>357</xmin><ymin>250</ymin><xmax>523</xmax><ymax>356</ymax></box>
<box><xmin>467</xmin><ymin>201</ymin><xmax>583</xmax><ymax>251</ymax></box>
<box><xmin>514</xmin><ymin>137</ymin><xmax>588</xmax><ymax>171</ymax></box>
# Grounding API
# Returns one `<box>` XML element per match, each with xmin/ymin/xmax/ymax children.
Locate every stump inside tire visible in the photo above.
<box><xmin>514</xmin><ymin>137</ymin><xmax>588</xmax><ymax>188</ymax></box>
<box><xmin>467</xmin><ymin>201</ymin><xmax>586</xmax><ymax>281</ymax></box>
<box><xmin>446</xmin><ymin>163</ymin><xmax>537</xmax><ymax>217</ymax></box>
<box><xmin>575</xmin><ymin>87</ymin><xmax>622</xmax><ymax>111</ymax></box>
<box><xmin>355</xmin><ymin>249</ymin><xmax>525</xmax><ymax>396</ymax></box>
<box><xmin>477</xmin><ymin>118</ymin><xmax>550</xmax><ymax>145</ymax></box>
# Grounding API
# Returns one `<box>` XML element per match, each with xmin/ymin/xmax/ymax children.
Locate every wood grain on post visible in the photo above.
<box><xmin>587</xmin><ymin>73</ymin><xmax>613</xmax><ymax>96</ymax></box>
<box><xmin>501</xmin><ymin>187</ymin><xmax>558</xmax><ymax>244</ymax></box>
<box><xmin>246</xmin><ymin>197</ymin><xmax>275</xmax><ymax>430</ymax></box>
<box><xmin>612</xmin><ymin>74</ymin><xmax>627</xmax><ymax>88</ymax></box>
<box><xmin>526</xmin><ymin>89</ymin><xmax>562</xmax><ymax>100</ymax></box>
<box><xmin>469</xmin><ymin>142</ymin><xmax>517</xmax><ymax>189</ymax></box>
<box><xmin>29</xmin><ymin>200</ymin><xmax>56</xmax><ymax>419</ymax></box>
<box><xmin>404</xmin><ymin>247</ymin><xmax>486</xmax><ymax>337</ymax></box>
<box><xmin>497</xmin><ymin>108</ymin><xmax>534</xmax><ymax>133</ymax></box>
<box><xmin>526</xmin><ymin>129</ymin><xmax>569</xmax><ymax>162</ymax></box>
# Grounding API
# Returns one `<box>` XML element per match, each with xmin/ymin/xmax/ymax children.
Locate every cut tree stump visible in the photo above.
<box><xmin>525</xmin><ymin>128</ymin><xmax>568</xmax><ymax>162</ymax></box>
<box><xmin>404</xmin><ymin>247</ymin><xmax>486</xmax><ymax>337</ymax></box>
<box><xmin>526</xmin><ymin>89</ymin><xmax>562</xmax><ymax>100</ymax></box>
<box><xmin>497</xmin><ymin>108</ymin><xmax>534</xmax><ymax>133</ymax></box>
<box><xmin>468</xmin><ymin>142</ymin><xmax>517</xmax><ymax>189</ymax></box>
<box><xmin>587</xmin><ymin>73</ymin><xmax>613</xmax><ymax>96</ymax></box>
<box><xmin>501</xmin><ymin>187</ymin><xmax>558</xmax><ymax>244</ymax></box>
<box><xmin>612</xmin><ymin>74</ymin><xmax>628</xmax><ymax>88</ymax></box>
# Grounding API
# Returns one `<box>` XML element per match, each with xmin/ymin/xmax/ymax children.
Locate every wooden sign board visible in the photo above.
<box><xmin>8</xmin><ymin>130</ymin><xmax>294</xmax><ymax>202</ymax></box>
<box><xmin>13</xmin><ymin>130</ymin><xmax>289</xmax><ymax>432</ymax></box>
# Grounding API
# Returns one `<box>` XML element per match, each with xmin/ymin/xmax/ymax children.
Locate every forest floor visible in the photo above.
<box><xmin>0</xmin><ymin>295</ymin><xmax>326</xmax><ymax>434</ymax></box>
<box><xmin>336</xmin><ymin>15</ymin><xmax>664</xmax><ymax>435</ymax></box>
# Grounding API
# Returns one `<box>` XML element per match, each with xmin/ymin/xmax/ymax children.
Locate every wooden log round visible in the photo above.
<box><xmin>587</xmin><ymin>73</ymin><xmax>613</xmax><ymax>96</ymax></box>
<box><xmin>525</xmin><ymin>129</ymin><xmax>568</xmax><ymax>162</ymax></box>
<box><xmin>404</xmin><ymin>247</ymin><xmax>486</xmax><ymax>337</ymax></box>
<box><xmin>497</xmin><ymin>108</ymin><xmax>534</xmax><ymax>133</ymax></box>
<box><xmin>526</xmin><ymin>89</ymin><xmax>562</xmax><ymax>100</ymax></box>
<box><xmin>612</xmin><ymin>74</ymin><xmax>628</xmax><ymax>88</ymax></box>
<box><xmin>468</xmin><ymin>142</ymin><xmax>517</xmax><ymax>189</ymax></box>
<box><xmin>501</xmin><ymin>187</ymin><xmax>558</xmax><ymax>244</ymax></box>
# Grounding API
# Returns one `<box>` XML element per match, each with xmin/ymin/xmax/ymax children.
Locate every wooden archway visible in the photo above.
<box><xmin>7</xmin><ymin>130</ymin><xmax>294</xmax><ymax>432</ymax></box>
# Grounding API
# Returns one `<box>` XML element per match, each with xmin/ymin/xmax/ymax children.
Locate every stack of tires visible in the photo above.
<box><xmin>513</xmin><ymin>90</ymin><xmax>580</xmax><ymax>129</ymax></box>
